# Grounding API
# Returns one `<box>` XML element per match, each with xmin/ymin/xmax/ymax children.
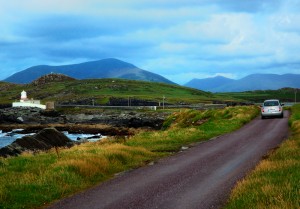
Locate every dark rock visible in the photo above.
<box><xmin>0</xmin><ymin>108</ymin><xmax>170</xmax><ymax>132</ymax></box>
<box><xmin>0</xmin><ymin>107</ymin><xmax>63</xmax><ymax>124</ymax></box>
<box><xmin>40</xmin><ymin>110</ymin><xmax>61</xmax><ymax>117</ymax></box>
<box><xmin>0</xmin><ymin>128</ymin><xmax>74</xmax><ymax>158</ymax></box>
<box><xmin>108</xmin><ymin>97</ymin><xmax>159</xmax><ymax>106</ymax></box>
<box><xmin>0</xmin><ymin>104</ymin><xmax>11</xmax><ymax>109</ymax></box>
<box><xmin>31</xmin><ymin>73</ymin><xmax>76</xmax><ymax>86</ymax></box>
<box><xmin>65</xmin><ymin>111</ymin><xmax>168</xmax><ymax>129</ymax></box>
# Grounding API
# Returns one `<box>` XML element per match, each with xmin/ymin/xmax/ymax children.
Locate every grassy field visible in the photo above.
<box><xmin>1</xmin><ymin>79</ymin><xmax>298</xmax><ymax>107</ymax></box>
<box><xmin>217</xmin><ymin>88</ymin><xmax>299</xmax><ymax>103</ymax></box>
<box><xmin>224</xmin><ymin>104</ymin><xmax>300</xmax><ymax>209</ymax></box>
<box><xmin>0</xmin><ymin>78</ymin><xmax>227</xmax><ymax>106</ymax></box>
<box><xmin>0</xmin><ymin>106</ymin><xmax>259</xmax><ymax>209</ymax></box>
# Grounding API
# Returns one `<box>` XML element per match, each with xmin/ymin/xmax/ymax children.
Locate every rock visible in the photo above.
<box><xmin>108</xmin><ymin>97</ymin><xmax>159</xmax><ymax>106</ymax></box>
<box><xmin>0</xmin><ymin>107</ymin><xmax>63</xmax><ymax>124</ymax></box>
<box><xmin>17</xmin><ymin>117</ymin><xmax>24</xmax><ymax>122</ymax></box>
<box><xmin>31</xmin><ymin>73</ymin><xmax>76</xmax><ymax>86</ymax></box>
<box><xmin>0</xmin><ymin>128</ymin><xmax>74</xmax><ymax>158</ymax></box>
<box><xmin>0</xmin><ymin>108</ymin><xmax>171</xmax><ymax>131</ymax></box>
<box><xmin>65</xmin><ymin>111</ymin><xmax>169</xmax><ymax>129</ymax></box>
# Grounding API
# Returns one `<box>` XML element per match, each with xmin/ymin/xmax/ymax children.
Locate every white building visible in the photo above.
<box><xmin>12</xmin><ymin>90</ymin><xmax>46</xmax><ymax>109</ymax></box>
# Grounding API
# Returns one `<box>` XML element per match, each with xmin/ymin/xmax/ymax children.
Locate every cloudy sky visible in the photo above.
<box><xmin>1</xmin><ymin>0</ymin><xmax>300</xmax><ymax>84</ymax></box>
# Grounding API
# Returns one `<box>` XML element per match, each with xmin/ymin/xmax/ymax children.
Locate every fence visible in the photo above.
<box><xmin>55</xmin><ymin>103</ymin><xmax>227</xmax><ymax>110</ymax></box>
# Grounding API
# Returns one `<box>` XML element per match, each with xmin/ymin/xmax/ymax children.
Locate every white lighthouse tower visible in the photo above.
<box><xmin>20</xmin><ymin>90</ymin><xmax>27</xmax><ymax>102</ymax></box>
<box><xmin>12</xmin><ymin>90</ymin><xmax>46</xmax><ymax>109</ymax></box>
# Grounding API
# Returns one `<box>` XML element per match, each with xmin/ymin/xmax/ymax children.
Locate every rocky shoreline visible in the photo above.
<box><xmin>0</xmin><ymin>128</ymin><xmax>75</xmax><ymax>157</ymax></box>
<box><xmin>0</xmin><ymin>107</ymin><xmax>171</xmax><ymax>157</ymax></box>
<box><xmin>0</xmin><ymin>107</ymin><xmax>170</xmax><ymax>133</ymax></box>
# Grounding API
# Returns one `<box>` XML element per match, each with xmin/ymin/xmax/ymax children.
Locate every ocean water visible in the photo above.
<box><xmin>0</xmin><ymin>130</ymin><xmax>103</xmax><ymax>148</ymax></box>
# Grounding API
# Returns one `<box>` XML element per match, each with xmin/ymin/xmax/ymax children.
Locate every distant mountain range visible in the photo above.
<box><xmin>4</xmin><ymin>59</ymin><xmax>300</xmax><ymax>92</ymax></box>
<box><xmin>4</xmin><ymin>58</ymin><xmax>175</xmax><ymax>85</ymax></box>
<box><xmin>185</xmin><ymin>74</ymin><xmax>300</xmax><ymax>92</ymax></box>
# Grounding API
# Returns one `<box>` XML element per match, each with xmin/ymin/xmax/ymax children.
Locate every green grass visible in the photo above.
<box><xmin>224</xmin><ymin>104</ymin><xmax>300</xmax><ymax>209</ymax></box>
<box><xmin>0</xmin><ymin>106</ymin><xmax>259</xmax><ymax>209</ymax></box>
<box><xmin>126</xmin><ymin>106</ymin><xmax>259</xmax><ymax>153</ymax></box>
<box><xmin>217</xmin><ymin>88</ymin><xmax>299</xmax><ymax>103</ymax></box>
<box><xmin>0</xmin><ymin>78</ymin><xmax>224</xmax><ymax>106</ymax></box>
<box><xmin>0</xmin><ymin>144</ymin><xmax>155</xmax><ymax>209</ymax></box>
<box><xmin>2</xmin><ymin>79</ymin><xmax>298</xmax><ymax>107</ymax></box>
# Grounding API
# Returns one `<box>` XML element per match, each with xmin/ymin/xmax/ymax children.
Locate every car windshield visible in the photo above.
<box><xmin>264</xmin><ymin>101</ymin><xmax>279</xmax><ymax>106</ymax></box>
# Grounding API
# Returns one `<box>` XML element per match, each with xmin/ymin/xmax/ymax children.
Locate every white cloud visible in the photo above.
<box><xmin>0</xmin><ymin>0</ymin><xmax>299</xmax><ymax>84</ymax></box>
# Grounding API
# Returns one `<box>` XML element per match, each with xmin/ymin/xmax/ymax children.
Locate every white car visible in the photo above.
<box><xmin>261</xmin><ymin>99</ymin><xmax>284</xmax><ymax>119</ymax></box>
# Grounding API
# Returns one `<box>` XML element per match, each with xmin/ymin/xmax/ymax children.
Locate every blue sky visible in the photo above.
<box><xmin>1</xmin><ymin>0</ymin><xmax>300</xmax><ymax>84</ymax></box>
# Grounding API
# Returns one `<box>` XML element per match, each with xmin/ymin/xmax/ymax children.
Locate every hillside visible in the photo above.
<box><xmin>185</xmin><ymin>74</ymin><xmax>300</xmax><ymax>92</ymax></box>
<box><xmin>31</xmin><ymin>73</ymin><xmax>76</xmax><ymax>86</ymax></box>
<box><xmin>217</xmin><ymin>88</ymin><xmax>299</xmax><ymax>103</ymax></box>
<box><xmin>3</xmin><ymin>58</ymin><xmax>175</xmax><ymax>85</ymax></box>
<box><xmin>0</xmin><ymin>78</ymin><xmax>220</xmax><ymax>106</ymax></box>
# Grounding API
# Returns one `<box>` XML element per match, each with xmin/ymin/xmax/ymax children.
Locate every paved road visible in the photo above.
<box><xmin>47</xmin><ymin>111</ymin><xmax>289</xmax><ymax>209</ymax></box>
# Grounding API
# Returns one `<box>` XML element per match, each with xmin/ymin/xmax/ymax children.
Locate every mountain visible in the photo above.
<box><xmin>185</xmin><ymin>74</ymin><xmax>300</xmax><ymax>92</ymax></box>
<box><xmin>185</xmin><ymin>76</ymin><xmax>234</xmax><ymax>91</ymax></box>
<box><xmin>4</xmin><ymin>58</ymin><xmax>175</xmax><ymax>84</ymax></box>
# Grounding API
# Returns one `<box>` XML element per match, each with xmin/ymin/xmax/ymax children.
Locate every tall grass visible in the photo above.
<box><xmin>224</xmin><ymin>104</ymin><xmax>300</xmax><ymax>209</ymax></box>
<box><xmin>0</xmin><ymin>143</ymin><xmax>154</xmax><ymax>209</ymax></box>
<box><xmin>126</xmin><ymin>106</ymin><xmax>259</xmax><ymax>154</ymax></box>
<box><xmin>0</xmin><ymin>106</ymin><xmax>259</xmax><ymax>209</ymax></box>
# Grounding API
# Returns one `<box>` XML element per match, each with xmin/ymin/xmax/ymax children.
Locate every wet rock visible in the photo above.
<box><xmin>0</xmin><ymin>107</ymin><xmax>63</xmax><ymax>124</ymax></box>
<box><xmin>0</xmin><ymin>107</ymin><xmax>170</xmax><ymax>130</ymax></box>
<box><xmin>0</xmin><ymin>128</ymin><xmax>74</xmax><ymax>158</ymax></box>
<box><xmin>17</xmin><ymin>117</ymin><xmax>24</xmax><ymax>122</ymax></box>
<box><xmin>65</xmin><ymin>111</ymin><xmax>168</xmax><ymax>129</ymax></box>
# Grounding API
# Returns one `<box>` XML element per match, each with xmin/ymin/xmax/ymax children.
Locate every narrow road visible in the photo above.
<box><xmin>47</xmin><ymin>111</ymin><xmax>289</xmax><ymax>209</ymax></box>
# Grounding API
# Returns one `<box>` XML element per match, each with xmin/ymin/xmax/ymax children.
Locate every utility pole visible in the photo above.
<box><xmin>163</xmin><ymin>95</ymin><xmax>165</xmax><ymax>110</ymax></box>
<box><xmin>128</xmin><ymin>96</ymin><xmax>131</xmax><ymax>106</ymax></box>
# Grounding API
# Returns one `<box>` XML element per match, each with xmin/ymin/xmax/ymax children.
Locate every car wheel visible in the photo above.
<box><xmin>261</xmin><ymin>115</ymin><xmax>265</xmax><ymax>119</ymax></box>
<box><xmin>280</xmin><ymin>113</ymin><xmax>284</xmax><ymax>118</ymax></box>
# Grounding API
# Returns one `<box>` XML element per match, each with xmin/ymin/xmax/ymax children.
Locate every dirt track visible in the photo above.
<box><xmin>47</xmin><ymin>111</ymin><xmax>289</xmax><ymax>209</ymax></box>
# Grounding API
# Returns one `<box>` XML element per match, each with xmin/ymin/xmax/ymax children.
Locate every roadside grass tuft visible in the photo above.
<box><xmin>0</xmin><ymin>143</ymin><xmax>154</xmax><ymax>209</ymax></box>
<box><xmin>0</xmin><ymin>105</ymin><xmax>259</xmax><ymax>209</ymax></box>
<box><xmin>126</xmin><ymin>106</ymin><xmax>259</xmax><ymax>154</ymax></box>
<box><xmin>224</xmin><ymin>104</ymin><xmax>300</xmax><ymax>209</ymax></box>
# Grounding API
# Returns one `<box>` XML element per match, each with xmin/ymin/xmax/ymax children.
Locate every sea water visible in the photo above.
<box><xmin>0</xmin><ymin>129</ymin><xmax>36</xmax><ymax>148</ymax></box>
<box><xmin>0</xmin><ymin>130</ymin><xmax>104</xmax><ymax>148</ymax></box>
<box><xmin>61</xmin><ymin>131</ymin><xmax>104</xmax><ymax>142</ymax></box>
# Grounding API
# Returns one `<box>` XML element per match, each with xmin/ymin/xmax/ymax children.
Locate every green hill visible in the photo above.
<box><xmin>0</xmin><ymin>78</ymin><xmax>221</xmax><ymax>106</ymax></box>
<box><xmin>217</xmin><ymin>88</ymin><xmax>299</xmax><ymax>103</ymax></box>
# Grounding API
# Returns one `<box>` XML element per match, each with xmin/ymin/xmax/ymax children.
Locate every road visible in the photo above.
<box><xmin>47</xmin><ymin>111</ymin><xmax>289</xmax><ymax>209</ymax></box>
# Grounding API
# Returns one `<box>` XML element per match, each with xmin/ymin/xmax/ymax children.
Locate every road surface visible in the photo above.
<box><xmin>47</xmin><ymin>111</ymin><xmax>289</xmax><ymax>209</ymax></box>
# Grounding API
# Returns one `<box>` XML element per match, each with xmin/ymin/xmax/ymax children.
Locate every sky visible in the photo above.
<box><xmin>1</xmin><ymin>0</ymin><xmax>300</xmax><ymax>84</ymax></box>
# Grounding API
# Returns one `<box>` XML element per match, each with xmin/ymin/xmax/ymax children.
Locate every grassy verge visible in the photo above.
<box><xmin>217</xmin><ymin>88</ymin><xmax>298</xmax><ymax>103</ymax></box>
<box><xmin>126</xmin><ymin>106</ymin><xmax>259</xmax><ymax>154</ymax></box>
<box><xmin>0</xmin><ymin>106</ymin><xmax>259</xmax><ymax>209</ymax></box>
<box><xmin>0</xmin><ymin>144</ymin><xmax>155</xmax><ymax>209</ymax></box>
<box><xmin>224</xmin><ymin>105</ymin><xmax>300</xmax><ymax>209</ymax></box>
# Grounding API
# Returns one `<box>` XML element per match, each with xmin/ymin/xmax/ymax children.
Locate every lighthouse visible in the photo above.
<box><xmin>20</xmin><ymin>90</ymin><xmax>27</xmax><ymax>102</ymax></box>
<box><xmin>12</xmin><ymin>90</ymin><xmax>46</xmax><ymax>109</ymax></box>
